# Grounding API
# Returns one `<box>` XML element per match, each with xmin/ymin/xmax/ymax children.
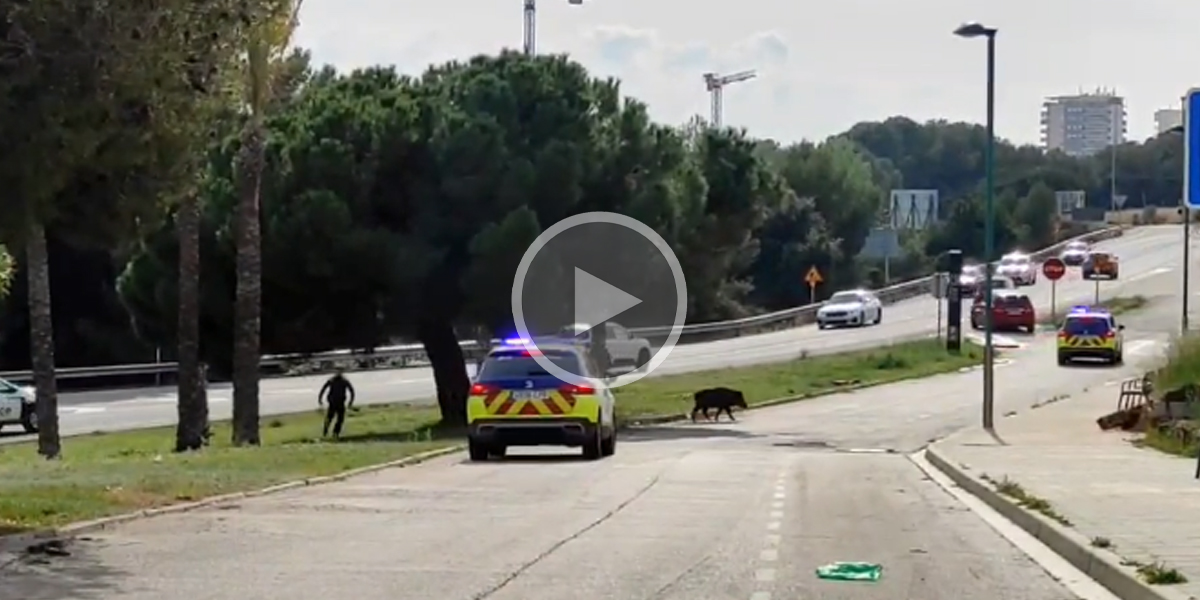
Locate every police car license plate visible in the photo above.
<box><xmin>510</xmin><ymin>391</ymin><xmax>545</xmax><ymax>401</ymax></box>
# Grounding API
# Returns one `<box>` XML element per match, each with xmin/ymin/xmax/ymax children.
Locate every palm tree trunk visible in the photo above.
<box><xmin>25</xmin><ymin>221</ymin><xmax>60</xmax><ymax>458</ymax></box>
<box><xmin>175</xmin><ymin>192</ymin><xmax>206</xmax><ymax>452</ymax></box>
<box><xmin>231</xmin><ymin>122</ymin><xmax>264</xmax><ymax>446</ymax></box>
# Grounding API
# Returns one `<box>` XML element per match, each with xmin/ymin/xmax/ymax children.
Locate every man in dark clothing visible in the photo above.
<box><xmin>319</xmin><ymin>369</ymin><xmax>356</xmax><ymax>439</ymax></box>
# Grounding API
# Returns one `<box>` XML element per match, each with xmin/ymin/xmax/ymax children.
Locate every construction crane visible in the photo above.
<box><xmin>524</xmin><ymin>0</ymin><xmax>585</xmax><ymax>55</ymax></box>
<box><xmin>703</xmin><ymin>70</ymin><xmax>756</xmax><ymax>128</ymax></box>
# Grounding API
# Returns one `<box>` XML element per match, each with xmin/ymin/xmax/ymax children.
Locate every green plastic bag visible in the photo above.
<box><xmin>815</xmin><ymin>561</ymin><xmax>883</xmax><ymax>582</ymax></box>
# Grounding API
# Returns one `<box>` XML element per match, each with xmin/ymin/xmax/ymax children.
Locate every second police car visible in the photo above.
<box><xmin>1056</xmin><ymin>306</ymin><xmax>1125</xmax><ymax>366</ymax></box>
<box><xmin>466</xmin><ymin>339</ymin><xmax>617</xmax><ymax>462</ymax></box>
<box><xmin>0</xmin><ymin>377</ymin><xmax>37</xmax><ymax>434</ymax></box>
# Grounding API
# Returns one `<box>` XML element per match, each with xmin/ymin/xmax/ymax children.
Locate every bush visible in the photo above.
<box><xmin>1151</xmin><ymin>334</ymin><xmax>1200</xmax><ymax>398</ymax></box>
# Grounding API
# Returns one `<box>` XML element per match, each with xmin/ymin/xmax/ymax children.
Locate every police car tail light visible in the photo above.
<box><xmin>1103</xmin><ymin>330</ymin><xmax>1115</xmax><ymax>338</ymax></box>
<box><xmin>1058</xmin><ymin>330</ymin><xmax>1068</xmax><ymax>338</ymax></box>
<box><xmin>559</xmin><ymin>384</ymin><xmax>593</xmax><ymax>395</ymax></box>
<box><xmin>470</xmin><ymin>383</ymin><xmax>498</xmax><ymax>395</ymax></box>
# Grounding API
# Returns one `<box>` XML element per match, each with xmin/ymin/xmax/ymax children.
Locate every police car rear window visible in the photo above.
<box><xmin>1064</xmin><ymin>317</ymin><xmax>1111</xmax><ymax>336</ymax></box>
<box><xmin>477</xmin><ymin>351</ymin><xmax>583</xmax><ymax>380</ymax></box>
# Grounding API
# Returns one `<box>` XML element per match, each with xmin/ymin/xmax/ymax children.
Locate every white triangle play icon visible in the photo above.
<box><xmin>574</xmin><ymin>267</ymin><xmax>642</xmax><ymax>329</ymax></box>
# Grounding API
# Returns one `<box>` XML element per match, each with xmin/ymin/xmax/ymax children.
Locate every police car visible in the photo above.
<box><xmin>466</xmin><ymin>339</ymin><xmax>617</xmax><ymax>461</ymax></box>
<box><xmin>1056</xmin><ymin>306</ymin><xmax>1125</xmax><ymax>366</ymax></box>
<box><xmin>0</xmin><ymin>377</ymin><xmax>38</xmax><ymax>433</ymax></box>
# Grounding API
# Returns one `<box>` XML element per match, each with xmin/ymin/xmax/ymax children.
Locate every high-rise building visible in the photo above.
<box><xmin>1155</xmin><ymin>108</ymin><xmax>1183</xmax><ymax>134</ymax></box>
<box><xmin>1040</xmin><ymin>89</ymin><xmax>1127</xmax><ymax>157</ymax></box>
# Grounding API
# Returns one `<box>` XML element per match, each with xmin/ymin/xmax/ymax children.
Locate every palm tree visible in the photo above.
<box><xmin>230</xmin><ymin>0</ymin><xmax>303</xmax><ymax>446</ymax></box>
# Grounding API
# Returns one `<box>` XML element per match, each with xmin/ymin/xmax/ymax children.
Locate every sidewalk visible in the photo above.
<box><xmin>928</xmin><ymin>384</ymin><xmax>1200</xmax><ymax>600</ymax></box>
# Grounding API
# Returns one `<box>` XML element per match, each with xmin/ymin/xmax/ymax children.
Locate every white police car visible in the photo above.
<box><xmin>0</xmin><ymin>377</ymin><xmax>37</xmax><ymax>433</ymax></box>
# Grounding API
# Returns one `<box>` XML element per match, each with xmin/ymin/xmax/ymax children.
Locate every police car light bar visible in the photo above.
<box><xmin>502</xmin><ymin>337</ymin><xmax>531</xmax><ymax>346</ymax></box>
<box><xmin>1069</xmin><ymin>306</ymin><xmax>1090</xmax><ymax>314</ymax></box>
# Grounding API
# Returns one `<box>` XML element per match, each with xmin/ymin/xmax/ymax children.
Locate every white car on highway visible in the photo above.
<box><xmin>1060</xmin><ymin>240</ymin><xmax>1090</xmax><ymax>266</ymax></box>
<box><xmin>557</xmin><ymin>322</ymin><xmax>653</xmax><ymax>371</ymax></box>
<box><xmin>997</xmin><ymin>253</ymin><xmax>1037</xmax><ymax>286</ymax></box>
<box><xmin>0</xmin><ymin>377</ymin><xmax>37</xmax><ymax>433</ymax></box>
<box><xmin>816</xmin><ymin>290</ymin><xmax>883</xmax><ymax>329</ymax></box>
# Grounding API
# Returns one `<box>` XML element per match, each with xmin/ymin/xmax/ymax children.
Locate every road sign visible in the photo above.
<box><xmin>860</xmin><ymin>228</ymin><xmax>901</xmax><ymax>259</ymax></box>
<box><xmin>1042</xmin><ymin>258</ymin><xmax>1066</xmax><ymax>281</ymax></box>
<box><xmin>805</xmin><ymin>266</ymin><xmax>823</xmax><ymax>286</ymax></box>
<box><xmin>1185</xmin><ymin>89</ymin><xmax>1200</xmax><ymax>208</ymax></box>
<box><xmin>805</xmin><ymin>266</ymin><xmax>822</xmax><ymax>304</ymax></box>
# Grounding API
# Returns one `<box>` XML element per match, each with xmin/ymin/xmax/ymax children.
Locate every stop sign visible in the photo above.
<box><xmin>1042</xmin><ymin>257</ymin><xmax>1066</xmax><ymax>281</ymax></box>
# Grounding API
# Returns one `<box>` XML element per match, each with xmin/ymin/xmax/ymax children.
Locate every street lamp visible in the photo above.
<box><xmin>954</xmin><ymin>21</ymin><xmax>999</xmax><ymax>431</ymax></box>
<box><xmin>524</xmin><ymin>0</ymin><xmax>585</xmax><ymax>55</ymax></box>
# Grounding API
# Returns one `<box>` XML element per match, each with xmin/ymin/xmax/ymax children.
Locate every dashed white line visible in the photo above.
<box><xmin>752</xmin><ymin>471</ymin><xmax>788</xmax><ymax>600</ymax></box>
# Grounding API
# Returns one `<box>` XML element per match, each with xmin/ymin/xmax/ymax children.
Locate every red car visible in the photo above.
<box><xmin>971</xmin><ymin>290</ymin><xmax>1036</xmax><ymax>332</ymax></box>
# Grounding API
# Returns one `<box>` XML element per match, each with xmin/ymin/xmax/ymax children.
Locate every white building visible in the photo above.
<box><xmin>1155</xmin><ymin>108</ymin><xmax>1183</xmax><ymax>134</ymax></box>
<box><xmin>1040</xmin><ymin>89</ymin><xmax>1127</xmax><ymax>157</ymax></box>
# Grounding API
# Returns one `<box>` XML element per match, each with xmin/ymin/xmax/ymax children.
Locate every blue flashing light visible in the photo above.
<box><xmin>1069</xmin><ymin>306</ymin><xmax>1090</xmax><ymax>314</ymax></box>
<box><xmin>502</xmin><ymin>337</ymin><xmax>531</xmax><ymax>346</ymax></box>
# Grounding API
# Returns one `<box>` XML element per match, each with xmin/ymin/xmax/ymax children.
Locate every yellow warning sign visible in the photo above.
<box><xmin>804</xmin><ymin>266</ymin><xmax>823</xmax><ymax>287</ymax></box>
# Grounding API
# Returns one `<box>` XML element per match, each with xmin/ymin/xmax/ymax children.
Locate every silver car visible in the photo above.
<box><xmin>1060</xmin><ymin>241</ymin><xmax>1089</xmax><ymax>266</ymax></box>
<box><xmin>997</xmin><ymin>253</ymin><xmax>1036</xmax><ymax>286</ymax></box>
<box><xmin>816</xmin><ymin>290</ymin><xmax>883</xmax><ymax>329</ymax></box>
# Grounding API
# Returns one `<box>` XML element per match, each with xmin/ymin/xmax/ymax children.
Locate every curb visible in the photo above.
<box><xmin>923</xmin><ymin>445</ymin><xmax>1192</xmax><ymax>600</ymax></box>
<box><xmin>0</xmin><ymin>444</ymin><xmax>465</xmax><ymax>548</ymax></box>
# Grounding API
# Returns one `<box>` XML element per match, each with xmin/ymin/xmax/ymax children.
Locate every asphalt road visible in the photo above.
<box><xmin>1</xmin><ymin>304</ymin><xmax>1172</xmax><ymax>599</ymax></box>
<box><xmin>14</xmin><ymin>224</ymin><xmax>1180</xmax><ymax>439</ymax></box>
<box><xmin>1</xmin><ymin>232</ymin><xmax>1187</xmax><ymax>600</ymax></box>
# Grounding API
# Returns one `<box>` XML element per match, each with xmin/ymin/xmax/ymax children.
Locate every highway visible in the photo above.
<box><xmin>3</xmin><ymin>242</ymin><xmax>1183</xmax><ymax>599</ymax></box>
<box><xmin>6</xmin><ymin>224</ymin><xmax>1180</xmax><ymax>440</ymax></box>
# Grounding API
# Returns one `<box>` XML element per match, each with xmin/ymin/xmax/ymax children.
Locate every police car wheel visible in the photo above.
<box><xmin>600</xmin><ymin>428</ymin><xmax>616</xmax><ymax>456</ymax></box>
<box><xmin>581</xmin><ymin>427</ymin><xmax>603</xmax><ymax>460</ymax></box>
<box><xmin>488</xmin><ymin>445</ymin><xmax>507</xmax><ymax>458</ymax></box>
<box><xmin>467</xmin><ymin>438</ymin><xmax>489</xmax><ymax>462</ymax></box>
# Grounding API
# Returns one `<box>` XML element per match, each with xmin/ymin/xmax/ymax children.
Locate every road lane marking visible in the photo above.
<box><xmin>765</xmin><ymin>534</ymin><xmax>780</xmax><ymax>545</ymax></box>
<box><xmin>766</xmin><ymin>521</ymin><xmax>780</xmax><ymax>530</ymax></box>
<box><xmin>755</xmin><ymin>568</ymin><xmax>776</xmax><ymax>582</ymax></box>
<box><xmin>750</xmin><ymin>593</ymin><xmax>771</xmax><ymax>600</ymax></box>
<box><xmin>760</xmin><ymin>548</ymin><xmax>778</xmax><ymax>561</ymax></box>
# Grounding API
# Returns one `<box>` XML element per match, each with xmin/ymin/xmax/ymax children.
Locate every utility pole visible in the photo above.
<box><xmin>703</xmin><ymin>70</ymin><xmax>756</xmax><ymax>128</ymax></box>
<box><xmin>523</xmin><ymin>0</ymin><xmax>585</xmax><ymax>56</ymax></box>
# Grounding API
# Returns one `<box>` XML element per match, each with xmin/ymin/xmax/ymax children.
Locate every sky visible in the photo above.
<box><xmin>294</xmin><ymin>0</ymin><xmax>1198</xmax><ymax>147</ymax></box>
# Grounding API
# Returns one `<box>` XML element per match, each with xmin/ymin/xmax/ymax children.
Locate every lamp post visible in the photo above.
<box><xmin>954</xmin><ymin>21</ymin><xmax>999</xmax><ymax>431</ymax></box>
<box><xmin>524</xmin><ymin>0</ymin><xmax>585</xmax><ymax>55</ymax></box>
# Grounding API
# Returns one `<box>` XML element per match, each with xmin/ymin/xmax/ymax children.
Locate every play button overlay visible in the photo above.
<box><xmin>574</xmin><ymin>268</ymin><xmax>642</xmax><ymax>326</ymax></box>
<box><xmin>512</xmin><ymin>211</ymin><xmax>687</xmax><ymax>388</ymax></box>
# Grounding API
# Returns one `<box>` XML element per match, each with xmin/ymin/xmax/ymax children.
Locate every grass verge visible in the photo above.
<box><xmin>1120</xmin><ymin>559</ymin><xmax>1190</xmax><ymax>585</ymax></box>
<box><xmin>0</xmin><ymin>339</ymin><xmax>981</xmax><ymax>533</ymax></box>
<box><xmin>1038</xmin><ymin>294</ymin><xmax>1147</xmax><ymax>325</ymax></box>
<box><xmin>981</xmin><ymin>474</ymin><xmax>1073</xmax><ymax>526</ymax></box>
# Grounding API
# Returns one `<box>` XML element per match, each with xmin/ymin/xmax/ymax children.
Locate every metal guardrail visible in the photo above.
<box><xmin>0</xmin><ymin>226</ymin><xmax>1125</xmax><ymax>384</ymax></box>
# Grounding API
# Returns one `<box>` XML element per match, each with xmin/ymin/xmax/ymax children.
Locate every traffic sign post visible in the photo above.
<box><xmin>1184</xmin><ymin>89</ymin><xmax>1200</xmax><ymax>337</ymax></box>
<box><xmin>805</xmin><ymin>266</ymin><xmax>823</xmax><ymax>304</ymax></box>
<box><xmin>930</xmin><ymin>273</ymin><xmax>950</xmax><ymax>339</ymax></box>
<box><xmin>1042</xmin><ymin>258</ymin><xmax>1066</xmax><ymax>324</ymax></box>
